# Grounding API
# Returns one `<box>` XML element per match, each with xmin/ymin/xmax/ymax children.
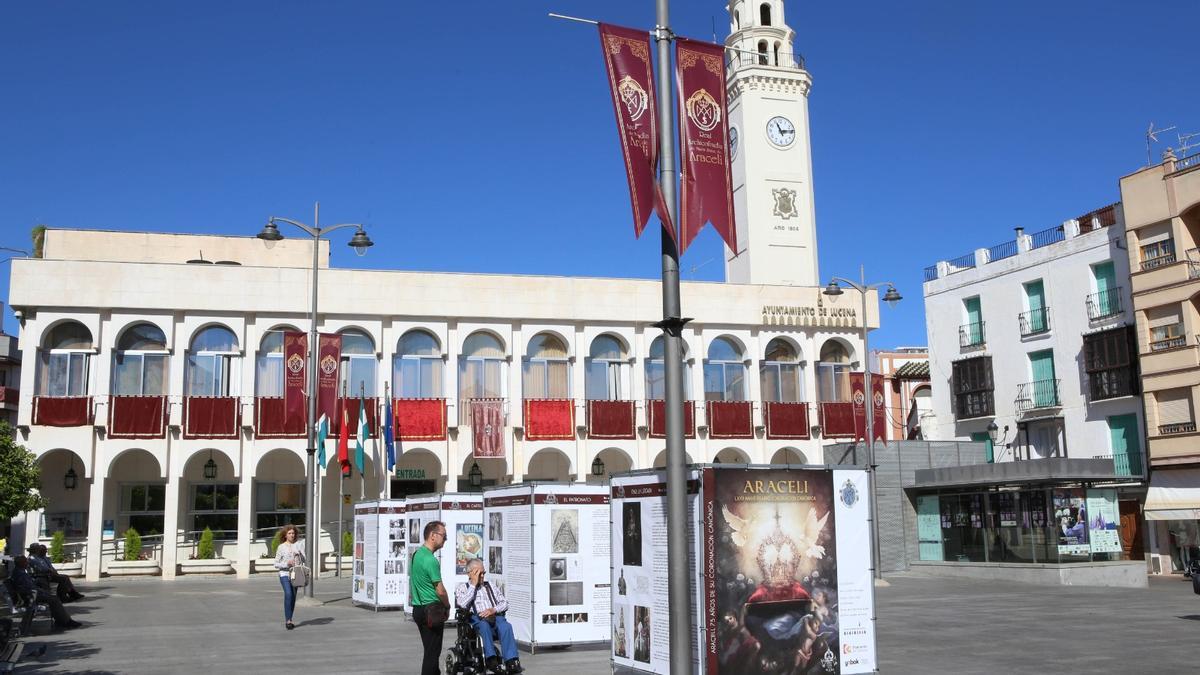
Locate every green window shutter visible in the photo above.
<box><xmin>964</xmin><ymin>297</ymin><xmax>982</xmax><ymax>344</ymax></box>
<box><xmin>1107</xmin><ymin>414</ymin><xmax>1141</xmax><ymax>476</ymax></box>
<box><xmin>1029</xmin><ymin>350</ymin><xmax>1056</xmax><ymax>406</ymax></box>
<box><xmin>971</xmin><ymin>431</ymin><xmax>994</xmax><ymax>463</ymax></box>
<box><xmin>1092</xmin><ymin>262</ymin><xmax>1117</xmax><ymax>315</ymax></box>
<box><xmin>1024</xmin><ymin>280</ymin><xmax>1046</xmax><ymax>332</ymax></box>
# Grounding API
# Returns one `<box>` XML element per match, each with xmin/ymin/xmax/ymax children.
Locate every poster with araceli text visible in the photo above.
<box><xmin>704</xmin><ymin>468</ymin><xmax>875</xmax><ymax>674</ymax></box>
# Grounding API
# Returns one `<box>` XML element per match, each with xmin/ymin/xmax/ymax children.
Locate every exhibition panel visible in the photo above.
<box><xmin>403</xmin><ymin>492</ymin><xmax>484</xmax><ymax>615</ymax></box>
<box><xmin>351</xmin><ymin>499</ymin><xmax>409</xmax><ymax>610</ymax></box>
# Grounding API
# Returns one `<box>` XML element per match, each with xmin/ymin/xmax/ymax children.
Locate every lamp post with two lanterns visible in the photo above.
<box><xmin>257</xmin><ymin>203</ymin><xmax>374</xmax><ymax>599</ymax></box>
<box><xmin>822</xmin><ymin>265</ymin><xmax>901</xmax><ymax>581</ymax></box>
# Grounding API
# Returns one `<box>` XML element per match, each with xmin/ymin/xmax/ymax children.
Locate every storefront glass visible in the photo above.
<box><xmin>1167</xmin><ymin>520</ymin><xmax>1200</xmax><ymax>572</ymax></box>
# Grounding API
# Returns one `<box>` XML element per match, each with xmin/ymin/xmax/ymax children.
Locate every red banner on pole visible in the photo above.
<box><xmin>850</xmin><ymin>371</ymin><xmax>867</xmax><ymax>443</ymax></box>
<box><xmin>598</xmin><ymin>23</ymin><xmax>673</xmax><ymax>241</ymax></box>
<box><xmin>283</xmin><ymin>332</ymin><xmax>307</xmax><ymax>428</ymax></box>
<box><xmin>471</xmin><ymin>399</ymin><xmax>505</xmax><ymax>458</ymax></box>
<box><xmin>676</xmin><ymin>38</ymin><xmax>736</xmax><ymax>255</ymax></box>
<box><xmin>872</xmin><ymin>373</ymin><xmax>887</xmax><ymax>442</ymax></box>
<box><xmin>317</xmin><ymin>333</ymin><xmax>341</xmax><ymax>423</ymax></box>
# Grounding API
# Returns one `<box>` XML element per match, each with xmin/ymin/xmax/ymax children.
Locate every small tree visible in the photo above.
<box><xmin>0</xmin><ymin>422</ymin><xmax>47</xmax><ymax>521</ymax></box>
<box><xmin>123</xmin><ymin>528</ymin><xmax>142</xmax><ymax>561</ymax></box>
<box><xmin>265</xmin><ymin>528</ymin><xmax>284</xmax><ymax>558</ymax></box>
<box><xmin>31</xmin><ymin>224</ymin><xmax>46</xmax><ymax>259</ymax></box>
<box><xmin>197</xmin><ymin>526</ymin><xmax>216</xmax><ymax>560</ymax></box>
<box><xmin>49</xmin><ymin>530</ymin><xmax>67</xmax><ymax>564</ymax></box>
<box><xmin>342</xmin><ymin>530</ymin><xmax>353</xmax><ymax>556</ymax></box>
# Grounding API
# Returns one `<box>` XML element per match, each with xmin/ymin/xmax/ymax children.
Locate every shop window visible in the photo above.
<box><xmin>191</xmin><ymin>483</ymin><xmax>239</xmax><ymax>539</ymax></box>
<box><xmin>255</xmin><ymin>481</ymin><xmax>306</xmax><ymax>535</ymax></box>
<box><xmin>120</xmin><ymin>483</ymin><xmax>165</xmax><ymax>536</ymax></box>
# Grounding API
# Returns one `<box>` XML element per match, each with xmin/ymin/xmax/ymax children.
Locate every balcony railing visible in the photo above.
<box><xmin>1086</xmin><ymin>287</ymin><xmax>1123</xmax><ymax>320</ymax></box>
<box><xmin>1171</xmin><ymin>152</ymin><xmax>1200</xmax><ymax>174</ymax></box>
<box><xmin>923</xmin><ymin>265</ymin><xmax>938</xmax><ymax>282</ymax></box>
<box><xmin>1014</xmin><ymin>379</ymin><xmax>1061</xmax><ymax>412</ymax></box>
<box><xmin>1092</xmin><ymin>451</ymin><xmax>1144</xmax><ymax>477</ymax></box>
<box><xmin>1141</xmin><ymin>252</ymin><xmax>1177</xmax><ymax>271</ymax></box>
<box><xmin>946</xmin><ymin>252</ymin><xmax>976</xmax><ymax>273</ymax></box>
<box><xmin>1018</xmin><ymin>307</ymin><xmax>1051</xmax><ymax>337</ymax></box>
<box><xmin>959</xmin><ymin>322</ymin><xmax>986</xmax><ymax>348</ymax></box>
<box><xmin>954</xmin><ymin>391</ymin><xmax>994</xmax><ymax>420</ymax></box>
<box><xmin>987</xmin><ymin>239</ymin><xmax>1018</xmax><ymax>263</ymax></box>
<box><xmin>1150</xmin><ymin>335</ymin><xmax>1187</xmax><ymax>352</ymax></box>
<box><xmin>1029</xmin><ymin>225</ymin><xmax>1065</xmax><ymax>250</ymax></box>
<box><xmin>1159</xmin><ymin>422</ymin><xmax>1197</xmax><ymax>435</ymax></box>
<box><xmin>1188</xmin><ymin>248</ymin><xmax>1200</xmax><ymax>279</ymax></box>
<box><xmin>1088</xmin><ymin>367</ymin><xmax>1137</xmax><ymax>401</ymax></box>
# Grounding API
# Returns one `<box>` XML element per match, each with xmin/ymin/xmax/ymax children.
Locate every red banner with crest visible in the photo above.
<box><xmin>317</xmin><ymin>333</ymin><xmax>341</xmax><ymax>424</ymax></box>
<box><xmin>676</xmin><ymin>38</ymin><xmax>736</xmax><ymax>255</ymax></box>
<box><xmin>850</xmin><ymin>372</ymin><xmax>888</xmax><ymax>442</ymax></box>
<box><xmin>283</xmin><ymin>332</ymin><xmax>307</xmax><ymax>427</ymax></box>
<box><xmin>872</xmin><ymin>372</ymin><xmax>887</xmax><ymax>442</ymax></box>
<box><xmin>599</xmin><ymin>23</ymin><xmax>672</xmax><ymax>241</ymax></box>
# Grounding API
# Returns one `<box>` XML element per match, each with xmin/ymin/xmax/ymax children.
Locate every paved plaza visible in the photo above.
<box><xmin>8</xmin><ymin>572</ymin><xmax>1200</xmax><ymax>674</ymax></box>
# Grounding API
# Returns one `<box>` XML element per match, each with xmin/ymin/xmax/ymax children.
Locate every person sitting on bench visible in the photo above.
<box><xmin>10</xmin><ymin>556</ymin><xmax>80</xmax><ymax>630</ymax></box>
<box><xmin>454</xmin><ymin>559</ymin><xmax>523</xmax><ymax>673</ymax></box>
<box><xmin>28</xmin><ymin>544</ymin><xmax>84</xmax><ymax>603</ymax></box>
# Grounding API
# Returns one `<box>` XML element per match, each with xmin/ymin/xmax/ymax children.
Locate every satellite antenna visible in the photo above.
<box><xmin>1147</xmin><ymin>122</ymin><xmax>1176</xmax><ymax>165</ymax></box>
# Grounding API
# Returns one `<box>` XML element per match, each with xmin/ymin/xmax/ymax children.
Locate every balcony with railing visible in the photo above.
<box><xmin>1088</xmin><ymin>367</ymin><xmax>1138</xmax><ymax>401</ymax></box>
<box><xmin>1018</xmin><ymin>307</ymin><xmax>1051</xmax><ymax>337</ymax></box>
<box><xmin>954</xmin><ymin>391</ymin><xmax>994</xmax><ymax>420</ymax></box>
<box><xmin>1092</xmin><ymin>451</ymin><xmax>1144</xmax><ymax>477</ymax></box>
<box><xmin>1086</xmin><ymin>287</ymin><xmax>1123</xmax><ymax>320</ymax></box>
<box><xmin>1141</xmin><ymin>251</ymin><xmax>1177</xmax><ymax>271</ymax></box>
<box><xmin>1014</xmin><ymin>379</ymin><xmax>1061</xmax><ymax>412</ymax></box>
<box><xmin>1159</xmin><ymin>421</ymin><xmax>1197</xmax><ymax>435</ymax></box>
<box><xmin>1170</xmin><ymin>151</ymin><xmax>1200</xmax><ymax>175</ymax></box>
<box><xmin>959</xmin><ymin>321</ymin><xmax>986</xmax><ymax>348</ymax></box>
<box><xmin>1029</xmin><ymin>225</ymin><xmax>1065</xmax><ymax>250</ymax></box>
<box><xmin>1150</xmin><ymin>335</ymin><xmax>1187</xmax><ymax>352</ymax></box>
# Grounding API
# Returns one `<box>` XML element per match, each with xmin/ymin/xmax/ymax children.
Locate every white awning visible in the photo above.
<box><xmin>1144</xmin><ymin>468</ymin><xmax>1200</xmax><ymax>521</ymax></box>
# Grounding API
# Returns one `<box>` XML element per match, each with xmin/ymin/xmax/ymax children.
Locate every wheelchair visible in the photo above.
<box><xmin>445</xmin><ymin>608</ymin><xmax>511</xmax><ymax>675</ymax></box>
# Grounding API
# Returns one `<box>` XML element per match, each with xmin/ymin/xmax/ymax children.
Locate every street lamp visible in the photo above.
<box><xmin>63</xmin><ymin>456</ymin><xmax>78</xmax><ymax>491</ymax></box>
<box><xmin>203</xmin><ymin>451</ymin><xmax>218</xmax><ymax>480</ymax></box>
<box><xmin>256</xmin><ymin>203</ymin><xmax>374</xmax><ymax>600</ymax></box>
<box><xmin>591</xmin><ymin>455</ymin><xmax>605</xmax><ymax>477</ymax></box>
<box><xmin>823</xmin><ymin>265</ymin><xmax>902</xmax><ymax>581</ymax></box>
<box><xmin>468</xmin><ymin>462</ymin><xmax>483</xmax><ymax>489</ymax></box>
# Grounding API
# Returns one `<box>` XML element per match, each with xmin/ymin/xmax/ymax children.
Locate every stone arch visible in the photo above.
<box><xmin>461</xmin><ymin>453</ymin><xmax>508</xmax><ymax>487</ymax></box>
<box><xmin>714</xmin><ymin>447</ymin><xmax>750</xmax><ymax>464</ymax></box>
<box><xmin>38</xmin><ymin>319</ymin><xmax>94</xmax><ymax>350</ymax></box>
<box><xmin>525</xmin><ymin>447</ymin><xmax>574</xmax><ymax>481</ymax></box>
<box><xmin>590</xmin><ymin>447</ymin><xmax>633</xmax><ymax>480</ymax></box>
<box><xmin>105</xmin><ymin>447</ymin><xmax>163</xmax><ymax>479</ymax></box>
<box><xmin>180</xmin><ymin>447</ymin><xmax>239</xmax><ymax>481</ymax></box>
<box><xmin>652</xmin><ymin>449</ymin><xmax>696</xmax><ymax>468</ymax></box>
<box><xmin>770</xmin><ymin>447</ymin><xmax>808</xmax><ymax>465</ymax></box>
<box><xmin>254</xmin><ymin>447</ymin><xmax>306</xmax><ymax>480</ymax></box>
<box><xmin>187</xmin><ymin>323</ymin><xmax>240</xmax><ymax>351</ymax></box>
<box><xmin>818</xmin><ymin>336</ymin><xmax>857</xmax><ymax>365</ymax></box>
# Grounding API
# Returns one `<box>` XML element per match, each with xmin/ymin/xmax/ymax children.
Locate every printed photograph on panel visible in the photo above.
<box><xmin>551</xmin><ymin>509</ymin><xmax>580</xmax><ymax>554</ymax></box>
<box><xmin>713</xmin><ymin>468</ymin><xmax>840</xmax><ymax>674</ymax></box>
<box><xmin>489</xmin><ymin>546</ymin><xmax>503</xmax><ymax>575</ymax></box>
<box><xmin>409</xmin><ymin>519</ymin><xmax>421</xmax><ymax>544</ymax></box>
<box><xmin>391</xmin><ymin>541</ymin><xmax>405</xmax><ymax>558</ymax></box>
<box><xmin>390</xmin><ymin>518</ymin><xmax>405</xmax><ymax>540</ymax></box>
<box><xmin>355</xmin><ymin>519</ymin><xmax>364</xmax><ymax>542</ymax></box>
<box><xmin>549</xmin><ymin>557</ymin><xmax>567</xmax><ymax>580</ymax></box>
<box><xmin>456</xmin><ymin>523</ymin><xmax>485</xmax><ymax>575</ymax></box>
<box><xmin>613</xmin><ymin>605</ymin><xmax>629</xmax><ymax>658</ymax></box>
<box><xmin>633</xmin><ymin>605</ymin><xmax>651</xmax><ymax>663</ymax></box>
<box><xmin>622</xmin><ymin>502</ymin><xmax>642</xmax><ymax>566</ymax></box>
<box><xmin>548</xmin><ymin>581</ymin><xmax>583</xmax><ymax>606</ymax></box>
<box><xmin>489</xmin><ymin>512</ymin><xmax>503</xmax><ymax>541</ymax></box>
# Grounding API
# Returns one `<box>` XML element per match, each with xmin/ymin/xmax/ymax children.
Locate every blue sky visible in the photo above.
<box><xmin>1</xmin><ymin>1</ymin><xmax>1197</xmax><ymax>346</ymax></box>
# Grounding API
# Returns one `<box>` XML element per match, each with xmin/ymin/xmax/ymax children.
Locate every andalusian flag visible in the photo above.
<box><xmin>354</xmin><ymin>393</ymin><xmax>368</xmax><ymax>475</ymax></box>
<box><xmin>316</xmin><ymin>413</ymin><xmax>329</xmax><ymax>469</ymax></box>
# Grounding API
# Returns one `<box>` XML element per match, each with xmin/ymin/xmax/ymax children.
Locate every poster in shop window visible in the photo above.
<box><xmin>1053</xmin><ymin>489</ymin><xmax>1089</xmax><ymax>556</ymax></box>
<box><xmin>1086</xmin><ymin>489</ymin><xmax>1121</xmax><ymax>554</ymax></box>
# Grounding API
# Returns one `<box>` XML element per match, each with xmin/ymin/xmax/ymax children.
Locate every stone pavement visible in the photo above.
<box><xmin>9</xmin><ymin>572</ymin><xmax>1200</xmax><ymax>673</ymax></box>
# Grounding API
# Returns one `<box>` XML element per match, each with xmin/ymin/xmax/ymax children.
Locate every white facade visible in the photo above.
<box><xmin>725</xmin><ymin>0</ymin><xmax>820</xmax><ymax>286</ymax></box>
<box><xmin>923</xmin><ymin>214</ymin><xmax>1146</xmax><ymax>467</ymax></box>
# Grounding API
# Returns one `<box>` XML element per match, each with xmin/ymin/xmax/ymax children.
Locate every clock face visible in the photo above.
<box><xmin>729</xmin><ymin>126</ymin><xmax>739</xmax><ymax>160</ymax></box>
<box><xmin>766</xmin><ymin>116</ymin><xmax>795</xmax><ymax>148</ymax></box>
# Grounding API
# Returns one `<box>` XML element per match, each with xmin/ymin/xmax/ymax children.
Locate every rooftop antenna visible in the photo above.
<box><xmin>688</xmin><ymin>257</ymin><xmax>716</xmax><ymax>280</ymax></box>
<box><xmin>1177</xmin><ymin>129</ymin><xmax>1200</xmax><ymax>157</ymax></box>
<box><xmin>1147</xmin><ymin>122</ymin><xmax>1176</xmax><ymax>166</ymax></box>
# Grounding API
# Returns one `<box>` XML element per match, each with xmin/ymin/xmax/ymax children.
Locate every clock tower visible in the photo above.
<box><xmin>724</xmin><ymin>0</ymin><xmax>819</xmax><ymax>287</ymax></box>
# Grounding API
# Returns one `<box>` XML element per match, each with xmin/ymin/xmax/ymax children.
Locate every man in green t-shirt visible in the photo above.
<box><xmin>410</xmin><ymin>520</ymin><xmax>449</xmax><ymax>675</ymax></box>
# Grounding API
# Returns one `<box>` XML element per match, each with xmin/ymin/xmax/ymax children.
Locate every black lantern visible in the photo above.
<box><xmin>591</xmin><ymin>455</ymin><xmax>605</xmax><ymax>477</ymax></box>
<box><xmin>468</xmin><ymin>462</ymin><xmax>483</xmax><ymax>488</ymax></box>
<box><xmin>63</xmin><ymin>463</ymin><xmax>78</xmax><ymax>491</ymax></box>
<box><xmin>203</xmin><ymin>450</ymin><xmax>218</xmax><ymax>480</ymax></box>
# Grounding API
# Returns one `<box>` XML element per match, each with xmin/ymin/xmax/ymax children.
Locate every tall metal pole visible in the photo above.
<box><xmin>653</xmin><ymin>1</ymin><xmax>693</xmax><ymax>671</ymax></box>
<box><xmin>304</xmin><ymin>202</ymin><xmax>321</xmax><ymax>598</ymax></box>
<box><xmin>860</xmin><ymin>265</ymin><xmax>882</xmax><ymax>581</ymax></box>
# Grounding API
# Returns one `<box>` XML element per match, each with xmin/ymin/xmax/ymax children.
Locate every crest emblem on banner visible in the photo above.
<box><xmin>617</xmin><ymin>75</ymin><xmax>648</xmax><ymax>121</ymax></box>
<box><xmin>320</xmin><ymin>354</ymin><xmax>338</xmax><ymax>375</ymax></box>
<box><xmin>685</xmin><ymin>88</ymin><xmax>720</xmax><ymax>132</ymax></box>
<box><xmin>545</xmin><ymin>494</ymin><xmax>558</xmax><ymax>505</ymax></box>
<box><xmin>853</xmin><ymin>390</ymin><xmax>866</xmax><ymax>406</ymax></box>
<box><xmin>616</xmin><ymin>486</ymin><xmax>626</xmax><ymax>498</ymax></box>
<box><xmin>450</xmin><ymin>501</ymin><xmax>461</xmax><ymax>510</ymax></box>
<box><xmin>840</xmin><ymin>479</ymin><xmax>859</xmax><ymax>508</ymax></box>
<box><xmin>821</xmin><ymin>648</ymin><xmax>837</xmax><ymax>672</ymax></box>
<box><xmin>286</xmin><ymin>353</ymin><xmax>305</xmax><ymax>374</ymax></box>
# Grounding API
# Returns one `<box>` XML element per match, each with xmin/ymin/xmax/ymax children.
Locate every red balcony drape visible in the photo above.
<box><xmin>255</xmin><ymin>396</ymin><xmax>307</xmax><ymax>438</ymax></box>
<box><xmin>331</xmin><ymin>397</ymin><xmax>379</xmax><ymax>437</ymax></box>
<box><xmin>764</xmin><ymin>401</ymin><xmax>811</xmax><ymax>439</ymax></box>
<box><xmin>647</xmin><ymin>399</ymin><xmax>696</xmax><ymax>439</ymax></box>
<box><xmin>819</xmin><ymin>401</ymin><xmax>856</xmax><ymax>438</ymax></box>
<box><xmin>183</xmin><ymin>396</ymin><xmax>240</xmax><ymax>439</ymax></box>
<box><xmin>32</xmin><ymin>396</ymin><xmax>92</xmax><ymax>427</ymax></box>
<box><xmin>524</xmin><ymin>399</ymin><xmax>575</xmax><ymax>441</ymax></box>
<box><xmin>587</xmin><ymin>400</ymin><xmax>636</xmax><ymax>439</ymax></box>
<box><xmin>393</xmin><ymin>398</ymin><xmax>447</xmax><ymax>441</ymax></box>
<box><xmin>108</xmin><ymin>395</ymin><xmax>167</xmax><ymax>439</ymax></box>
<box><xmin>706</xmin><ymin>401</ymin><xmax>754</xmax><ymax>439</ymax></box>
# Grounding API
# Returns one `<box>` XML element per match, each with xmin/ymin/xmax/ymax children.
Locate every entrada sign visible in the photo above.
<box><xmin>395</xmin><ymin>469</ymin><xmax>426</xmax><ymax>480</ymax></box>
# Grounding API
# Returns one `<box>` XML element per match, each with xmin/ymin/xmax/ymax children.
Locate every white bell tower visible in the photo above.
<box><xmin>724</xmin><ymin>0</ymin><xmax>819</xmax><ymax>287</ymax></box>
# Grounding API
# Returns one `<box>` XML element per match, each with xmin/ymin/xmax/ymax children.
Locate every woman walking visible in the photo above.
<box><xmin>274</xmin><ymin>524</ymin><xmax>305</xmax><ymax>630</ymax></box>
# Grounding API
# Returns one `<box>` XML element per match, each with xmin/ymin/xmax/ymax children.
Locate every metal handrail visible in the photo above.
<box><xmin>987</xmin><ymin>239</ymin><xmax>1018</xmax><ymax>263</ymax></box>
<box><xmin>1014</xmin><ymin>379</ymin><xmax>1060</xmax><ymax>411</ymax></box>
<box><xmin>923</xmin><ymin>264</ymin><xmax>939</xmax><ymax>282</ymax></box>
<box><xmin>1141</xmin><ymin>252</ymin><xmax>1177</xmax><ymax>271</ymax></box>
<box><xmin>1159</xmin><ymin>422</ymin><xmax>1197</xmax><ymax>435</ymax></box>
<box><xmin>1150</xmin><ymin>335</ymin><xmax>1187</xmax><ymax>352</ymax></box>
<box><xmin>959</xmin><ymin>322</ymin><xmax>986</xmax><ymax>348</ymax></box>
<box><xmin>1170</xmin><ymin>152</ymin><xmax>1200</xmax><ymax>174</ymax></box>
<box><xmin>1029</xmin><ymin>225</ymin><xmax>1065</xmax><ymax>249</ymax></box>
<box><xmin>1018</xmin><ymin>307</ymin><xmax>1051</xmax><ymax>336</ymax></box>
<box><xmin>947</xmin><ymin>252</ymin><xmax>976</xmax><ymax>271</ymax></box>
<box><xmin>1086</xmin><ymin>287</ymin><xmax>1123</xmax><ymax>320</ymax></box>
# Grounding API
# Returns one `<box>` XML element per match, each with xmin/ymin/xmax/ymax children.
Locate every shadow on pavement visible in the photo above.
<box><xmin>1176</xmin><ymin>614</ymin><xmax>1200</xmax><ymax>621</ymax></box>
<box><xmin>12</xmin><ymin>639</ymin><xmax>103</xmax><ymax>673</ymax></box>
<box><xmin>297</xmin><ymin>617</ymin><xmax>335</xmax><ymax>627</ymax></box>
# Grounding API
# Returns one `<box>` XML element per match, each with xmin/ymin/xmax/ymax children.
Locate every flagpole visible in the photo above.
<box><xmin>337</xmin><ymin>382</ymin><xmax>346</xmax><ymax>578</ymax></box>
<box><xmin>652</xmin><ymin>1</ymin><xmax>693</xmax><ymax>672</ymax></box>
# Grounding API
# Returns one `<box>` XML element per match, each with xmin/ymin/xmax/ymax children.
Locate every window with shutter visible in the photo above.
<box><xmin>1156</xmin><ymin>388</ymin><xmax>1195</xmax><ymax>434</ymax></box>
<box><xmin>952</xmin><ymin>356</ymin><xmax>994</xmax><ymax>418</ymax></box>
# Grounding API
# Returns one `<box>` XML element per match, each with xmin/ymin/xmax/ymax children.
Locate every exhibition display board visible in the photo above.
<box><xmin>482</xmin><ymin>483</ymin><xmax>611</xmax><ymax>650</ymax></box>
<box><xmin>403</xmin><ymin>492</ymin><xmax>484</xmax><ymax>615</ymax></box>
<box><xmin>610</xmin><ymin>466</ymin><xmax>878</xmax><ymax>675</ymax></box>
<box><xmin>351</xmin><ymin>499</ymin><xmax>409</xmax><ymax>610</ymax></box>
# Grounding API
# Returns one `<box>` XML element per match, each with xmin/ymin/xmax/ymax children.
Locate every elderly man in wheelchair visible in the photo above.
<box><xmin>448</xmin><ymin>559</ymin><xmax>524</xmax><ymax>675</ymax></box>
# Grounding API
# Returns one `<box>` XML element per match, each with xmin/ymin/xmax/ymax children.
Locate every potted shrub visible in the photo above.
<box><xmin>48</xmin><ymin>530</ymin><xmax>83</xmax><ymax>577</ymax></box>
<box><xmin>180</xmin><ymin>527</ymin><xmax>233</xmax><ymax>575</ymax></box>
<box><xmin>253</xmin><ymin>529</ymin><xmax>284</xmax><ymax>573</ymax></box>
<box><xmin>107</xmin><ymin>528</ymin><xmax>160</xmax><ymax>576</ymax></box>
